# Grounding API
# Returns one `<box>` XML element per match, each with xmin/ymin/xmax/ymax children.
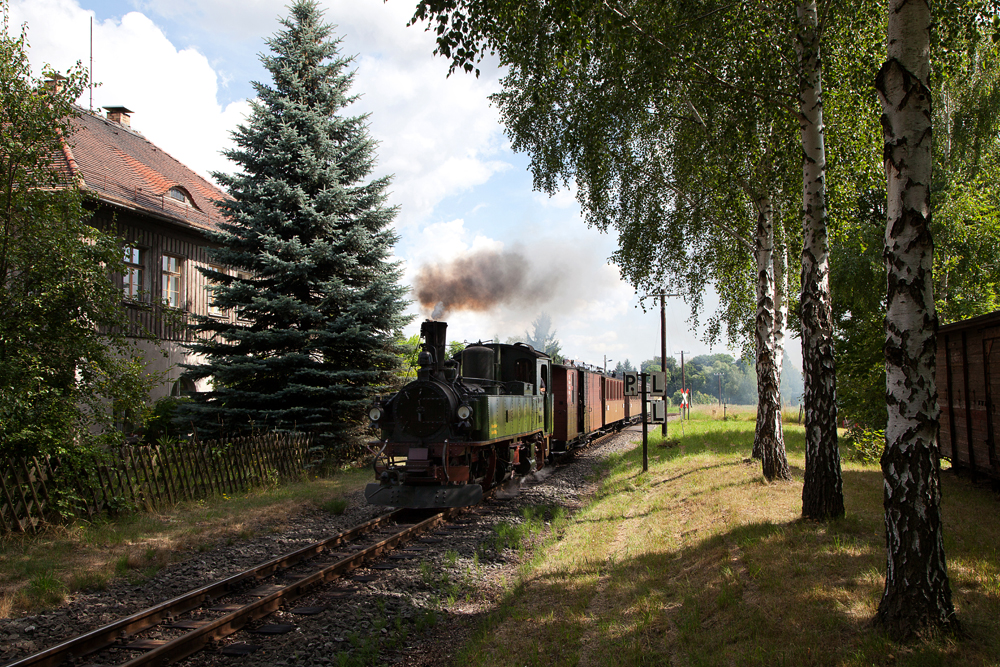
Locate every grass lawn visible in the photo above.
<box><xmin>0</xmin><ymin>466</ymin><xmax>370</xmax><ymax>615</ymax></box>
<box><xmin>458</xmin><ymin>409</ymin><xmax>1000</xmax><ymax>667</ymax></box>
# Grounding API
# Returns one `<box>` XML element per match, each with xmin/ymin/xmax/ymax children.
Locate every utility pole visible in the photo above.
<box><xmin>660</xmin><ymin>294</ymin><xmax>667</xmax><ymax>436</ymax></box>
<box><xmin>641</xmin><ymin>290</ymin><xmax>681</xmax><ymax>433</ymax></box>
<box><xmin>714</xmin><ymin>372</ymin><xmax>726</xmax><ymax>407</ymax></box>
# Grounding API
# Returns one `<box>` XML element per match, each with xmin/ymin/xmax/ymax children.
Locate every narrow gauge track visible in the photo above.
<box><xmin>5</xmin><ymin>427</ymin><xmax>635</xmax><ymax>667</ymax></box>
<box><xmin>4</xmin><ymin>508</ymin><xmax>460</xmax><ymax>667</ymax></box>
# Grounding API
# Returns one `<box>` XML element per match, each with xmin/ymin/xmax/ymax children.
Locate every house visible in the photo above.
<box><xmin>53</xmin><ymin>104</ymin><xmax>233</xmax><ymax>401</ymax></box>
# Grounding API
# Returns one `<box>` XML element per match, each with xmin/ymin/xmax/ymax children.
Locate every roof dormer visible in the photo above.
<box><xmin>166</xmin><ymin>186</ymin><xmax>197</xmax><ymax>209</ymax></box>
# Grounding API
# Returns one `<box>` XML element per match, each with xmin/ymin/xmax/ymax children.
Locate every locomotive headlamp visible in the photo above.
<box><xmin>369</xmin><ymin>406</ymin><xmax>384</xmax><ymax>422</ymax></box>
<box><xmin>456</xmin><ymin>404</ymin><xmax>472</xmax><ymax>420</ymax></box>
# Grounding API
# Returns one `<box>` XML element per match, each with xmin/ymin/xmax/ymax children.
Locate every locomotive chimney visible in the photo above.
<box><xmin>418</xmin><ymin>320</ymin><xmax>448</xmax><ymax>381</ymax></box>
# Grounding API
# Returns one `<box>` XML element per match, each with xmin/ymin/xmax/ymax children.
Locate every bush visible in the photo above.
<box><xmin>843</xmin><ymin>424</ymin><xmax>885</xmax><ymax>465</ymax></box>
<box><xmin>142</xmin><ymin>395</ymin><xmax>190</xmax><ymax>443</ymax></box>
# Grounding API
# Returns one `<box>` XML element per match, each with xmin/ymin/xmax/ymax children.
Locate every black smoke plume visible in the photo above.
<box><xmin>415</xmin><ymin>247</ymin><xmax>555</xmax><ymax>319</ymax></box>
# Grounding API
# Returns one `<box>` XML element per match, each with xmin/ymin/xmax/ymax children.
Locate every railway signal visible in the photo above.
<box><xmin>624</xmin><ymin>371</ymin><xmax>639</xmax><ymax>396</ymax></box>
<box><xmin>651</xmin><ymin>399</ymin><xmax>665</xmax><ymax>423</ymax></box>
<box><xmin>650</xmin><ymin>371</ymin><xmax>665</xmax><ymax>396</ymax></box>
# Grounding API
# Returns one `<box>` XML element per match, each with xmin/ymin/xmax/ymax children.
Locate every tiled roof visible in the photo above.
<box><xmin>58</xmin><ymin>108</ymin><xmax>230</xmax><ymax>232</ymax></box>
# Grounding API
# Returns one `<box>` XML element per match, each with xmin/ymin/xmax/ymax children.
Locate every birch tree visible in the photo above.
<box><xmin>411</xmin><ymin>0</ymin><xmax>804</xmax><ymax>480</ymax></box>
<box><xmin>796</xmin><ymin>0</ymin><xmax>844</xmax><ymax>519</ymax></box>
<box><xmin>873</xmin><ymin>0</ymin><xmax>955</xmax><ymax>640</ymax></box>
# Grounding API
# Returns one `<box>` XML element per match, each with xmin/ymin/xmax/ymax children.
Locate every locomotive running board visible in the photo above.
<box><xmin>364</xmin><ymin>483</ymin><xmax>484</xmax><ymax>509</ymax></box>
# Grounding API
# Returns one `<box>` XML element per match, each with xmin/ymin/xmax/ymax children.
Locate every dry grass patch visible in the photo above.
<box><xmin>456</xmin><ymin>419</ymin><xmax>1000</xmax><ymax>667</ymax></box>
<box><xmin>0</xmin><ymin>466</ymin><xmax>370</xmax><ymax>617</ymax></box>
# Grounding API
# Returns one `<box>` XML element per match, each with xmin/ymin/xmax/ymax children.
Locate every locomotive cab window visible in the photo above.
<box><xmin>515</xmin><ymin>358</ymin><xmax>532</xmax><ymax>383</ymax></box>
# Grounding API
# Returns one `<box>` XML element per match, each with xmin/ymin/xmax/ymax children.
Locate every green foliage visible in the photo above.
<box><xmin>613</xmin><ymin>359</ymin><xmax>635</xmax><ymax>374</ymax></box>
<box><xmin>181</xmin><ymin>0</ymin><xmax>410</xmax><ymax>454</ymax></box>
<box><xmin>843</xmin><ymin>424</ymin><xmax>886</xmax><ymax>465</ymax></box>
<box><xmin>322</xmin><ymin>497</ymin><xmax>348</xmax><ymax>515</ymax></box>
<box><xmin>396</xmin><ymin>333</ymin><xmax>421</xmax><ymax>380</ymax></box>
<box><xmin>142</xmin><ymin>395</ymin><xmax>190</xmax><ymax>443</ymax></box>
<box><xmin>830</xmin><ymin>192</ymin><xmax>889</xmax><ymax>430</ymax></box>
<box><xmin>830</xmin><ymin>7</ymin><xmax>1000</xmax><ymax>428</ymax></box>
<box><xmin>0</xmin><ymin>2</ymin><xmax>154</xmax><ymax>458</ymax></box>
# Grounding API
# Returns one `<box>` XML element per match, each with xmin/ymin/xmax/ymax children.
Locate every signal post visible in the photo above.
<box><xmin>625</xmin><ymin>371</ymin><xmax>665</xmax><ymax>472</ymax></box>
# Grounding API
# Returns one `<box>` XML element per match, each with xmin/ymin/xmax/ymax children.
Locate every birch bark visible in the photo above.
<box><xmin>797</xmin><ymin>0</ymin><xmax>844</xmax><ymax>520</ymax></box>
<box><xmin>874</xmin><ymin>0</ymin><xmax>956</xmax><ymax>639</ymax></box>
<box><xmin>752</xmin><ymin>194</ymin><xmax>790</xmax><ymax>481</ymax></box>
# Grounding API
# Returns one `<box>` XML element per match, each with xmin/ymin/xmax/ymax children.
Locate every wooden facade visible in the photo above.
<box><xmin>56</xmin><ymin>107</ymin><xmax>234</xmax><ymax>400</ymax></box>
<box><xmin>937</xmin><ymin>311</ymin><xmax>1000</xmax><ymax>480</ymax></box>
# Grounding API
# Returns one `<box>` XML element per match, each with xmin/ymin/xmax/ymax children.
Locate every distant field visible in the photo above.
<box><xmin>456</xmin><ymin>416</ymin><xmax>1000</xmax><ymax>667</ymax></box>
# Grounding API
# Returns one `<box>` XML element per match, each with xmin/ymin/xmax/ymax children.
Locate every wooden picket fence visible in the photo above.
<box><xmin>0</xmin><ymin>432</ymin><xmax>315</xmax><ymax>533</ymax></box>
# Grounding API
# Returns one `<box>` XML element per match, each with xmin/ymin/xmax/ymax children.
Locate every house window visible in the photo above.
<box><xmin>123</xmin><ymin>245</ymin><xmax>144</xmax><ymax>300</ymax></box>
<box><xmin>162</xmin><ymin>255</ymin><xmax>183</xmax><ymax>308</ymax></box>
<box><xmin>207</xmin><ymin>264</ymin><xmax>226</xmax><ymax>317</ymax></box>
<box><xmin>167</xmin><ymin>186</ymin><xmax>194</xmax><ymax>206</ymax></box>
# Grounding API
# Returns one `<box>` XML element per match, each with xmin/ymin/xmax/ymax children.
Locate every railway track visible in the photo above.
<box><xmin>4</xmin><ymin>508</ymin><xmax>461</xmax><ymax>667</ymax></box>
<box><xmin>5</xmin><ymin>427</ymin><xmax>640</xmax><ymax>667</ymax></box>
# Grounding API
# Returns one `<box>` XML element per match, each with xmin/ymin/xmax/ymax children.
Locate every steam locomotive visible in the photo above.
<box><xmin>364</xmin><ymin>320</ymin><xmax>641</xmax><ymax>508</ymax></box>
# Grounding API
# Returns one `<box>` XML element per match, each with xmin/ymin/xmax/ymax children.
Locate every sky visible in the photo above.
<box><xmin>11</xmin><ymin>0</ymin><xmax>787</xmax><ymax>371</ymax></box>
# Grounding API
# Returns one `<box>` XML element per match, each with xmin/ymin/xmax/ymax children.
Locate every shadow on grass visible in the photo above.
<box><xmin>464</xmin><ymin>509</ymin><xmax>997</xmax><ymax>667</ymax></box>
<box><xmin>458</xmin><ymin>426</ymin><xmax>1000</xmax><ymax>667</ymax></box>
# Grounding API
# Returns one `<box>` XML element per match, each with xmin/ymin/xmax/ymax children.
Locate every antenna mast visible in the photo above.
<box><xmin>89</xmin><ymin>16</ymin><xmax>93</xmax><ymax>111</ymax></box>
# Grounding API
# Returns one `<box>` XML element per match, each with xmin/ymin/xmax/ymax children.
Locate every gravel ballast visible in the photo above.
<box><xmin>0</xmin><ymin>429</ymin><xmax>641</xmax><ymax>667</ymax></box>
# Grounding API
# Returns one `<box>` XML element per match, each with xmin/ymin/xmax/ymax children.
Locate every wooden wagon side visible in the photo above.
<box><xmin>937</xmin><ymin>311</ymin><xmax>1000</xmax><ymax>480</ymax></box>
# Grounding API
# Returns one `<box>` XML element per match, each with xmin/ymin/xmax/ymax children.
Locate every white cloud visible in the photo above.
<box><xmin>533</xmin><ymin>185</ymin><xmax>579</xmax><ymax>210</ymax></box>
<box><xmin>12</xmin><ymin>0</ymin><xmax>248</xmax><ymax>182</ymax></box>
<box><xmin>13</xmin><ymin>0</ymin><xmax>738</xmax><ymax>369</ymax></box>
<box><xmin>124</xmin><ymin>0</ymin><xmax>513</xmax><ymax>224</ymax></box>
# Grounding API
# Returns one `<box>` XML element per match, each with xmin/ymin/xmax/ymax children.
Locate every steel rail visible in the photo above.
<box><xmin>2</xmin><ymin>509</ymin><xmax>409</xmax><ymax>667</ymax></box>
<box><xmin>118</xmin><ymin>508</ymin><xmax>457</xmax><ymax>667</ymax></box>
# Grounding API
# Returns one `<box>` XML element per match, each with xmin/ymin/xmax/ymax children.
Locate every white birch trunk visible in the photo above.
<box><xmin>752</xmin><ymin>194</ymin><xmax>790</xmax><ymax>481</ymax></box>
<box><xmin>774</xmin><ymin>225</ymin><xmax>788</xmax><ymax>389</ymax></box>
<box><xmin>796</xmin><ymin>0</ymin><xmax>844</xmax><ymax>520</ymax></box>
<box><xmin>874</xmin><ymin>0</ymin><xmax>956</xmax><ymax>639</ymax></box>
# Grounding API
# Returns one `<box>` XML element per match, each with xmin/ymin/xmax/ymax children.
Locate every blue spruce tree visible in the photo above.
<box><xmin>183</xmin><ymin>0</ymin><xmax>409</xmax><ymax>452</ymax></box>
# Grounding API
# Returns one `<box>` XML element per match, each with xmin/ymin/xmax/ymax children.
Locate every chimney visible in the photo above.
<box><xmin>43</xmin><ymin>74</ymin><xmax>67</xmax><ymax>95</ymax></box>
<box><xmin>103</xmin><ymin>106</ymin><xmax>133</xmax><ymax>128</ymax></box>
